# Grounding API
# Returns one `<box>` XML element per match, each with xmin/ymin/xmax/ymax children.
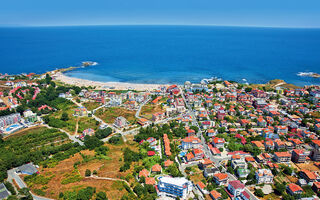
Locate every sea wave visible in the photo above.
<box><xmin>297</xmin><ymin>72</ymin><xmax>314</xmax><ymax>77</ymax></box>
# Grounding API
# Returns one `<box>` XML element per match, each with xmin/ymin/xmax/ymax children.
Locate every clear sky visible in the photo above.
<box><xmin>1</xmin><ymin>0</ymin><xmax>320</xmax><ymax>27</ymax></box>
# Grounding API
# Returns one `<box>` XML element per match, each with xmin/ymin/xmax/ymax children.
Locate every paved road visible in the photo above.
<box><xmin>135</xmin><ymin>97</ymin><xmax>151</xmax><ymax>119</ymax></box>
<box><xmin>7</xmin><ymin>169</ymin><xmax>53</xmax><ymax>200</ymax></box>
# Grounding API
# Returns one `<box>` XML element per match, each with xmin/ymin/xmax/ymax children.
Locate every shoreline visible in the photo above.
<box><xmin>52</xmin><ymin>71</ymin><xmax>169</xmax><ymax>91</ymax></box>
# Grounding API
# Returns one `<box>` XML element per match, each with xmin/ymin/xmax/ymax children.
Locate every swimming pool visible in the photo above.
<box><xmin>6</xmin><ymin>124</ymin><xmax>20</xmax><ymax>132</ymax></box>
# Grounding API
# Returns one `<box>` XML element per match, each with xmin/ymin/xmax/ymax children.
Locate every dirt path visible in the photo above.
<box><xmin>74</xmin><ymin>117</ymin><xmax>79</xmax><ymax>134</ymax></box>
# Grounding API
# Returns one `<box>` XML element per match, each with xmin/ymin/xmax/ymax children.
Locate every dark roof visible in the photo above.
<box><xmin>0</xmin><ymin>183</ymin><xmax>10</xmax><ymax>199</ymax></box>
<box><xmin>17</xmin><ymin>163</ymin><xmax>38</xmax><ymax>175</ymax></box>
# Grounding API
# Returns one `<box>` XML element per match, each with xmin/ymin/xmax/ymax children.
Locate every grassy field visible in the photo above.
<box><xmin>26</xmin><ymin>139</ymin><xmax>139</xmax><ymax>199</ymax></box>
<box><xmin>187</xmin><ymin>165</ymin><xmax>206</xmax><ymax>184</ymax></box>
<box><xmin>77</xmin><ymin>117</ymin><xmax>99</xmax><ymax>133</ymax></box>
<box><xmin>82</xmin><ymin>101</ymin><xmax>102</xmax><ymax>111</ymax></box>
<box><xmin>140</xmin><ymin>103</ymin><xmax>165</xmax><ymax>120</ymax></box>
<box><xmin>95</xmin><ymin>107</ymin><xmax>136</xmax><ymax>124</ymax></box>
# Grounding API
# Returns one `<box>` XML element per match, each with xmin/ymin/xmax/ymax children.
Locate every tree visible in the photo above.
<box><xmin>4</xmin><ymin>181</ymin><xmax>16</xmax><ymax>195</ymax></box>
<box><xmin>85</xmin><ymin>169</ymin><xmax>91</xmax><ymax>177</ymax></box>
<box><xmin>60</xmin><ymin>112</ymin><xmax>69</xmax><ymax>121</ymax></box>
<box><xmin>96</xmin><ymin>191</ymin><xmax>108</xmax><ymax>200</ymax></box>
<box><xmin>18</xmin><ymin>188</ymin><xmax>33</xmax><ymax>200</ymax></box>
<box><xmin>274</xmin><ymin>181</ymin><xmax>286</xmax><ymax>195</ymax></box>
<box><xmin>45</xmin><ymin>74</ymin><xmax>52</xmax><ymax>84</ymax></box>
<box><xmin>254</xmin><ymin>189</ymin><xmax>264</xmax><ymax>197</ymax></box>
<box><xmin>84</xmin><ymin>136</ymin><xmax>104</xmax><ymax>150</ymax></box>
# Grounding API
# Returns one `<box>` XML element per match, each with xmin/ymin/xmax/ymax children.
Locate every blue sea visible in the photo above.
<box><xmin>0</xmin><ymin>25</ymin><xmax>320</xmax><ymax>86</ymax></box>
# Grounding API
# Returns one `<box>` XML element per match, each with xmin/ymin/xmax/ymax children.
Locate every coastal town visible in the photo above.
<box><xmin>0</xmin><ymin>71</ymin><xmax>320</xmax><ymax>200</ymax></box>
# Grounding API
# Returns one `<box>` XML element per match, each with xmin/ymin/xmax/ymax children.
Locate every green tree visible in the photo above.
<box><xmin>85</xmin><ymin>169</ymin><xmax>91</xmax><ymax>177</ymax></box>
<box><xmin>254</xmin><ymin>189</ymin><xmax>264</xmax><ymax>197</ymax></box>
<box><xmin>96</xmin><ymin>191</ymin><xmax>108</xmax><ymax>200</ymax></box>
<box><xmin>60</xmin><ymin>112</ymin><xmax>69</xmax><ymax>121</ymax></box>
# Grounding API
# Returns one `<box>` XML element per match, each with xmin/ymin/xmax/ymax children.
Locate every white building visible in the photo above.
<box><xmin>255</xmin><ymin>169</ymin><xmax>274</xmax><ymax>184</ymax></box>
<box><xmin>157</xmin><ymin>176</ymin><xmax>193</xmax><ymax>199</ymax></box>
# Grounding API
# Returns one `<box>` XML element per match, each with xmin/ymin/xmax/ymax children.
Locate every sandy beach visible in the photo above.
<box><xmin>53</xmin><ymin>72</ymin><xmax>169</xmax><ymax>91</ymax></box>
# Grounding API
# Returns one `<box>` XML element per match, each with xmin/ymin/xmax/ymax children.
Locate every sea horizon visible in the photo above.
<box><xmin>1</xmin><ymin>25</ymin><xmax>320</xmax><ymax>86</ymax></box>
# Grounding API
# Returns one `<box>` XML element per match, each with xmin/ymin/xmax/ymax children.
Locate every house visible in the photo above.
<box><xmin>201</xmin><ymin>121</ymin><xmax>214</xmax><ymax>129</ymax></box>
<box><xmin>0</xmin><ymin>183</ymin><xmax>10</xmax><ymax>200</ymax></box>
<box><xmin>287</xmin><ymin>183</ymin><xmax>303</xmax><ymax>196</ymax></box>
<box><xmin>186</xmin><ymin>149</ymin><xmax>204</xmax><ymax>162</ymax></box>
<box><xmin>274</xmin><ymin>139</ymin><xmax>286</xmax><ymax>150</ymax></box>
<box><xmin>292</xmin><ymin>149</ymin><xmax>309</xmax><ymax>163</ymax></box>
<box><xmin>237</xmin><ymin>168</ymin><xmax>250</xmax><ymax>178</ymax></box>
<box><xmin>231</xmin><ymin>159</ymin><xmax>247</xmax><ymax>169</ymax></box>
<box><xmin>164</xmin><ymin>159</ymin><xmax>174</xmax><ymax>168</ymax></box>
<box><xmin>204</xmin><ymin>167</ymin><xmax>220</xmax><ymax>178</ymax></box>
<box><xmin>151</xmin><ymin>164</ymin><xmax>162</xmax><ymax>173</ymax></box>
<box><xmin>310</xmin><ymin>140</ymin><xmax>320</xmax><ymax>161</ymax></box>
<box><xmin>227</xmin><ymin>180</ymin><xmax>245</xmax><ymax>198</ymax></box>
<box><xmin>255</xmin><ymin>169</ymin><xmax>273</xmax><ymax>184</ymax></box>
<box><xmin>257</xmin><ymin>117</ymin><xmax>267</xmax><ymax>127</ymax></box>
<box><xmin>213</xmin><ymin>173</ymin><xmax>228</xmax><ymax>186</ymax></box>
<box><xmin>181</xmin><ymin>136</ymin><xmax>201</xmax><ymax>150</ymax></box>
<box><xmin>216</xmin><ymin>108</ymin><xmax>226</xmax><ymax>120</ymax></box>
<box><xmin>274</xmin><ymin>152</ymin><xmax>291</xmax><ymax>163</ymax></box>
<box><xmin>207</xmin><ymin>129</ymin><xmax>217</xmax><ymax>137</ymax></box>
<box><xmin>16</xmin><ymin>163</ymin><xmax>38</xmax><ymax>175</ymax></box>
<box><xmin>152</xmin><ymin>112</ymin><xmax>165</xmax><ymax>122</ymax></box>
<box><xmin>212</xmin><ymin>137</ymin><xmax>225</xmax><ymax>149</ymax></box>
<box><xmin>157</xmin><ymin>176</ymin><xmax>193</xmax><ymax>199</ymax></box>
<box><xmin>74</xmin><ymin>107</ymin><xmax>87</xmax><ymax>116</ymax></box>
<box><xmin>163</xmin><ymin>134</ymin><xmax>171</xmax><ymax>156</ymax></box>
<box><xmin>139</xmin><ymin>169</ymin><xmax>149</xmax><ymax>178</ymax></box>
<box><xmin>82</xmin><ymin>128</ymin><xmax>95</xmax><ymax>136</ymax></box>
<box><xmin>23</xmin><ymin>110</ymin><xmax>37</xmax><ymax>123</ymax></box>
<box><xmin>209</xmin><ymin>190</ymin><xmax>222</xmax><ymax>200</ymax></box>
<box><xmin>148</xmin><ymin>151</ymin><xmax>155</xmax><ymax>156</ymax></box>
<box><xmin>264</xmin><ymin>140</ymin><xmax>274</xmax><ymax>150</ymax></box>
<box><xmin>251</xmin><ymin>141</ymin><xmax>265</xmax><ymax>151</ymax></box>
<box><xmin>197</xmin><ymin>182</ymin><xmax>208</xmax><ymax>195</ymax></box>
<box><xmin>137</xmin><ymin>118</ymin><xmax>150</xmax><ymax>126</ymax></box>
<box><xmin>114</xmin><ymin>116</ymin><xmax>128</xmax><ymax>128</ymax></box>
<box><xmin>145</xmin><ymin>177</ymin><xmax>156</xmax><ymax>185</ymax></box>
<box><xmin>201</xmin><ymin>158</ymin><xmax>213</xmax><ymax>168</ymax></box>
<box><xmin>300</xmin><ymin>170</ymin><xmax>318</xmax><ymax>183</ymax></box>
<box><xmin>312</xmin><ymin>182</ymin><xmax>320</xmax><ymax>193</ymax></box>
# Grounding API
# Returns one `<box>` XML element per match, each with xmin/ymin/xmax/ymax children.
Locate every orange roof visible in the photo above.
<box><xmin>151</xmin><ymin>164</ymin><xmax>162</xmax><ymax>172</ymax></box>
<box><xmin>193</xmin><ymin>148</ymin><xmax>204</xmax><ymax>155</ymax></box>
<box><xmin>214</xmin><ymin>173</ymin><xmax>228</xmax><ymax>181</ymax></box>
<box><xmin>245</xmin><ymin>156</ymin><xmax>255</xmax><ymax>162</ymax></box>
<box><xmin>313</xmin><ymin>182</ymin><xmax>320</xmax><ymax>189</ymax></box>
<box><xmin>274</xmin><ymin>152</ymin><xmax>291</xmax><ymax>157</ymax></box>
<box><xmin>301</xmin><ymin>169</ymin><xmax>317</xmax><ymax>180</ymax></box>
<box><xmin>186</xmin><ymin>152</ymin><xmax>195</xmax><ymax>160</ymax></box>
<box><xmin>288</xmin><ymin>183</ymin><xmax>303</xmax><ymax>193</ymax></box>
<box><xmin>197</xmin><ymin>182</ymin><xmax>206</xmax><ymax>190</ymax></box>
<box><xmin>210</xmin><ymin>190</ymin><xmax>221</xmax><ymax>199</ymax></box>
<box><xmin>251</xmin><ymin>141</ymin><xmax>264</xmax><ymax>148</ymax></box>
<box><xmin>213</xmin><ymin>137</ymin><xmax>225</xmax><ymax>144</ymax></box>
<box><xmin>138</xmin><ymin>118</ymin><xmax>149</xmax><ymax>123</ymax></box>
<box><xmin>312</xmin><ymin>140</ymin><xmax>320</xmax><ymax>146</ymax></box>
<box><xmin>202</xmin><ymin>158</ymin><xmax>213</xmax><ymax>165</ymax></box>
<box><xmin>232</xmin><ymin>155</ymin><xmax>241</xmax><ymax>160</ymax></box>
<box><xmin>139</xmin><ymin>169</ymin><xmax>149</xmax><ymax>178</ymax></box>
<box><xmin>164</xmin><ymin>159</ymin><xmax>174</xmax><ymax>167</ymax></box>
<box><xmin>145</xmin><ymin>177</ymin><xmax>156</xmax><ymax>185</ymax></box>
<box><xmin>182</xmin><ymin>136</ymin><xmax>201</xmax><ymax>143</ymax></box>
